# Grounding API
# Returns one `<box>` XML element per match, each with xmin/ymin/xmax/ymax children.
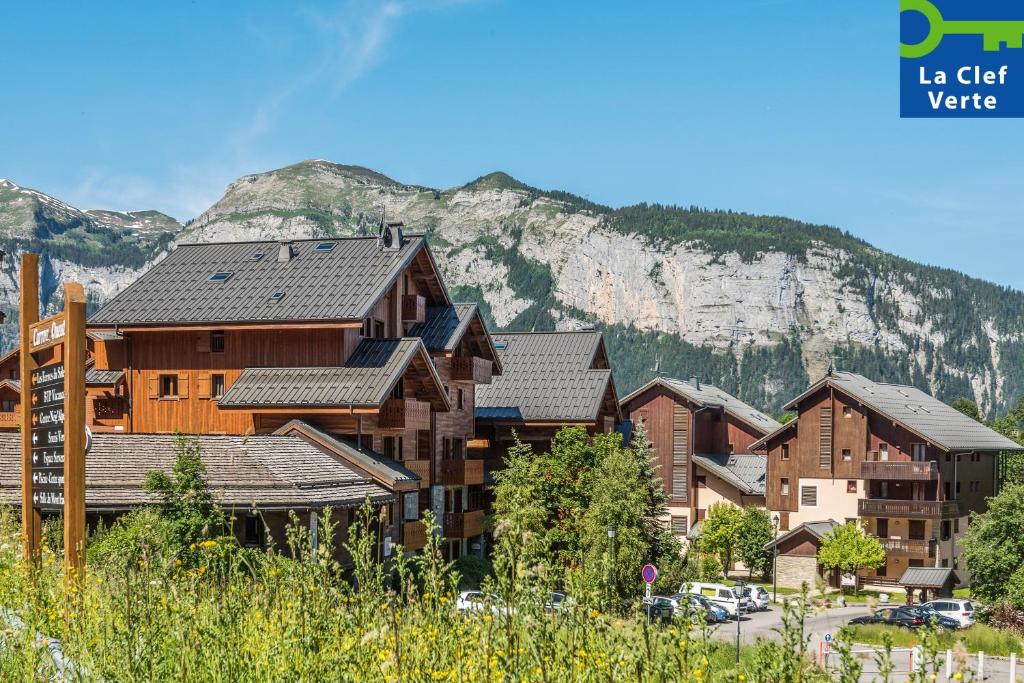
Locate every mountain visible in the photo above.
<box><xmin>3</xmin><ymin>161</ymin><xmax>1023</xmax><ymax>417</ymax></box>
<box><xmin>0</xmin><ymin>178</ymin><xmax>180</xmax><ymax>345</ymax></box>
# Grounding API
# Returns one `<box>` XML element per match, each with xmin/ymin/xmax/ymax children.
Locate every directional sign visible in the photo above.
<box><xmin>642</xmin><ymin>564</ymin><xmax>658</xmax><ymax>584</ymax></box>
<box><xmin>824</xmin><ymin>633</ymin><xmax>832</xmax><ymax>642</ymax></box>
<box><xmin>30</xmin><ymin>362</ymin><xmax>65</xmax><ymax>511</ymax></box>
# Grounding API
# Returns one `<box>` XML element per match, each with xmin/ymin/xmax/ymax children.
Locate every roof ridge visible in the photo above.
<box><xmin>493</xmin><ymin>330</ymin><xmax>600</xmax><ymax>336</ymax></box>
<box><xmin>175</xmin><ymin>234</ymin><xmax>426</xmax><ymax>248</ymax></box>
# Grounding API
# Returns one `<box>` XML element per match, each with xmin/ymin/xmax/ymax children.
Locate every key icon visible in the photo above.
<box><xmin>901</xmin><ymin>0</ymin><xmax>1024</xmax><ymax>58</ymax></box>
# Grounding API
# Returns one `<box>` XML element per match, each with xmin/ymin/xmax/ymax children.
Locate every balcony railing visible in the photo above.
<box><xmin>440</xmin><ymin>458</ymin><xmax>485</xmax><ymax>486</ymax></box>
<box><xmin>450</xmin><ymin>356</ymin><xmax>493</xmax><ymax>385</ymax></box>
<box><xmin>379</xmin><ymin>398</ymin><xmax>431</xmax><ymax>431</ymax></box>
<box><xmin>877</xmin><ymin>537</ymin><xmax>934</xmax><ymax>557</ymax></box>
<box><xmin>0</xmin><ymin>411</ymin><xmax>18</xmax><ymax>429</ymax></box>
<box><xmin>443</xmin><ymin>509</ymin><xmax>485</xmax><ymax>539</ymax></box>
<box><xmin>859</xmin><ymin>499</ymin><xmax>962</xmax><ymax>519</ymax></box>
<box><xmin>402</xmin><ymin>294</ymin><xmax>426</xmax><ymax>324</ymax></box>
<box><xmin>860</xmin><ymin>460</ymin><xmax>938</xmax><ymax>480</ymax></box>
<box><xmin>403</xmin><ymin>459</ymin><xmax>431</xmax><ymax>489</ymax></box>
<box><xmin>402</xmin><ymin>521</ymin><xmax>428</xmax><ymax>551</ymax></box>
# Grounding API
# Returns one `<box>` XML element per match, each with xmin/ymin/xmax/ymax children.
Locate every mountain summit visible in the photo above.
<box><xmin>2</xmin><ymin>162</ymin><xmax>1021</xmax><ymax>416</ymax></box>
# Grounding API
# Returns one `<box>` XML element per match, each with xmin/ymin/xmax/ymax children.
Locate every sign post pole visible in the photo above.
<box><xmin>20</xmin><ymin>253</ymin><xmax>87</xmax><ymax>583</ymax></box>
<box><xmin>63</xmin><ymin>283</ymin><xmax>86</xmax><ymax>579</ymax></box>
<box><xmin>19</xmin><ymin>254</ymin><xmax>40</xmax><ymax>563</ymax></box>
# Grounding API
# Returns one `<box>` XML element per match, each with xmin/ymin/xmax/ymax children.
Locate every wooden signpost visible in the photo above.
<box><xmin>19</xmin><ymin>254</ymin><xmax>87</xmax><ymax>578</ymax></box>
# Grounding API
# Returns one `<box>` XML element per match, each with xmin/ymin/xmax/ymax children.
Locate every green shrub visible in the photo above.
<box><xmin>453</xmin><ymin>554</ymin><xmax>493</xmax><ymax>589</ymax></box>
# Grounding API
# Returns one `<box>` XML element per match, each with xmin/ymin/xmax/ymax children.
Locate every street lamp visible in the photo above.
<box><xmin>771</xmin><ymin>514</ymin><xmax>781</xmax><ymax>604</ymax></box>
<box><xmin>734</xmin><ymin>579</ymin><xmax>745</xmax><ymax>665</ymax></box>
<box><xmin>607</xmin><ymin>526</ymin><xmax>617</xmax><ymax>607</ymax></box>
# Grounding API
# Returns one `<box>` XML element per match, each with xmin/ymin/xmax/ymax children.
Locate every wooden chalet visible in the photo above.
<box><xmin>473</xmin><ymin>330</ymin><xmax>621</xmax><ymax>473</ymax></box>
<box><xmin>620</xmin><ymin>376</ymin><xmax>779</xmax><ymax>558</ymax></box>
<box><xmin>5</xmin><ymin>225</ymin><xmax>503</xmax><ymax>558</ymax></box>
<box><xmin>752</xmin><ymin>370</ymin><xmax>1024</xmax><ymax>587</ymax></box>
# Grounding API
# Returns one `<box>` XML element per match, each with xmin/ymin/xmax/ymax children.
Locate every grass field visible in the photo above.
<box><xmin>843</xmin><ymin>623</ymin><xmax>1024</xmax><ymax>657</ymax></box>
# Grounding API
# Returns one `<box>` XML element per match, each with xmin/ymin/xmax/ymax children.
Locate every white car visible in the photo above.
<box><xmin>923</xmin><ymin>599</ymin><xmax>975</xmax><ymax>628</ymax></box>
<box><xmin>456</xmin><ymin>591</ymin><xmax>513</xmax><ymax>616</ymax></box>
<box><xmin>682</xmin><ymin>583</ymin><xmax>751</xmax><ymax>618</ymax></box>
<box><xmin>742</xmin><ymin>585</ymin><xmax>771</xmax><ymax>611</ymax></box>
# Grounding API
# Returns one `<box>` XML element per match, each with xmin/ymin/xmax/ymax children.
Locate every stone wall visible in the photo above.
<box><xmin>775</xmin><ymin>554</ymin><xmax>820</xmax><ymax>589</ymax></box>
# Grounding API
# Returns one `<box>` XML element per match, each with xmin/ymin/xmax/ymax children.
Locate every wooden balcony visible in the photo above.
<box><xmin>877</xmin><ymin>537</ymin><xmax>934</xmax><ymax>557</ymax></box>
<box><xmin>403</xmin><ymin>459</ymin><xmax>431</xmax><ymax>489</ymax></box>
<box><xmin>378</xmin><ymin>398</ymin><xmax>431</xmax><ymax>431</ymax></box>
<box><xmin>860</xmin><ymin>461</ymin><xmax>938</xmax><ymax>480</ymax></box>
<box><xmin>0</xmin><ymin>411</ymin><xmax>18</xmax><ymax>430</ymax></box>
<box><xmin>402</xmin><ymin>521</ymin><xmax>428</xmax><ymax>551</ymax></box>
<box><xmin>859</xmin><ymin>499</ymin><xmax>962</xmax><ymax>519</ymax></box>
<box><xmin>440</xmin><ymin>458</ymin><xmax>485</xmax><ymax>486</ymax></box>
<box><xmin>402</xmin><ymin>294</ymin><xmax>426</xmax><ymax>324</ymax></box>
<box><xmin>443</xmin><ymin>509</ymin><xmax>485</xmax><ymax>539</ymax></box>
<box><xmin>450</xmin><ymin>356</ymin><xmax>493</xmax><ymax>385</ymax></box>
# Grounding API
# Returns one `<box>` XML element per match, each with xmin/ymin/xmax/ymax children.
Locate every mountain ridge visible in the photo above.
<box><xmin>1</xmin><ymin>160</ymin><xmax>1021</xmax><ymax>418</ymax></box>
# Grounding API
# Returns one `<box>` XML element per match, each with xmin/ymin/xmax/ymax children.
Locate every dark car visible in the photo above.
<box><xmin>849</xmin><ymin>607</ymin><xmax>924</xmax><ymax>629</ymax></box>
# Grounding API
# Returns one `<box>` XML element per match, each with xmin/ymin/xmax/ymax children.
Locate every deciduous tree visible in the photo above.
<box><xmin>817</xmin><ymin>521</ymin><xmax>886</xmax><ymax>594</ymax></box>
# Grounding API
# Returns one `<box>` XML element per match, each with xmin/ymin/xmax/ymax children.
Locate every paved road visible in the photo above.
<box><xmin>703</xmin><ymin>605</ymin><xmax>1019</xmax><ymax>681</ymax></box>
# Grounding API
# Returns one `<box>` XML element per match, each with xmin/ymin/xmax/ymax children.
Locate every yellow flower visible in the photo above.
<box><xmin>953</xmin><ymin>674</ymin><xmax>962</xmax><ymax>681</ymax></box>
<box><xmin>199</xmin><ymin>540</ymin><xmax>217</xmax><ymax>549</ymax></box>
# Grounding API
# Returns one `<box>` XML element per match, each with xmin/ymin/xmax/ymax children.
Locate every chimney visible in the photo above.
<box><xmin>379</xmin><ymin>221</ymin><xmax>405</xmax><ymax>251</ymax></box>
<box><xmin>690</xmin><ymin>375</ymin><xmax>700</xmax><ymax>390</ymax></box>
<box><xmin>278</xmin><ymin>241</ymin><xmax>294</xmax><ymax>262</ymax></box>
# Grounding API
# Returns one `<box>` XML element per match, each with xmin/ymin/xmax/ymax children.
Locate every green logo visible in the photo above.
<box><xmin>900</xmin><ymin>0</ymin><xmax>1024</xmax><ymax>59</ymax></box>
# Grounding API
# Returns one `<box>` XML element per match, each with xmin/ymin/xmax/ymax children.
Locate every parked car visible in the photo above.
<box><xmin>908</xmin><ymin>604</ymin><xmax>959</xmax><ymax>630</ymax></box>
<box><xmin>688</xmin><ymin>594</ymin><xmax>727</xmax><ymax>623</ymax></box>
<box><xmin>742</xmin><ymin>585</ymin><xmax>771</xmax><ymax>611</ymax></box>
<box><xmin>923</xmin><ymin>599</ymin><xmax>975</xmax><ymax>628</ymax></box>
<box><xmin>682</xmin><ymin>583</ymin><xmax>751</xmax><ymax>618</ymax></box>
<box><xmin>648</xmin><ymin>595</ymin><xmax>685</xmax><ymax>624</ymax></box>
<box><xmin>456</xmin><ymin>591</ymin><xmax>513</xmax><ymax>616</ymax></box>
<box><xmin>849</xmin><ymin>606</ymin><xmax>924</xmax><ymax>629</ymax></box>
<box><xmin>543</xmin><ymin>592</ymin><xmax>574</xmax><ymax>614</ymax></box>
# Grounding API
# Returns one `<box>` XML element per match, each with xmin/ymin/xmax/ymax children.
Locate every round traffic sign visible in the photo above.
<box><xmin>641</xmin><ymin>564</ymin><xmax>658</xmax><ymax>584</ymax></box>
<box><xmin>824</xmin><ymin>633</ymin><xmax>832</xmax><ymax>642</ymax></box>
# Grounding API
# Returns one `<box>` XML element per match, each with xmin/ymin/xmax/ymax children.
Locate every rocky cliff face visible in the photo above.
<box><xmin>3</xmin><ymin>162</ymin><xmax>1021</xmax><ymax>417</ymax></box>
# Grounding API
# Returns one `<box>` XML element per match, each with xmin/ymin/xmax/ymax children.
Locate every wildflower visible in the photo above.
<box><xmin>199</xmin><ymin>540</ymin><xmax>217</xmax><ymax>550</ymax></box>
<box><xmin>953</xmin><ymin>675</ymin><xmax>962</xmax><ymax>681</ymax></box>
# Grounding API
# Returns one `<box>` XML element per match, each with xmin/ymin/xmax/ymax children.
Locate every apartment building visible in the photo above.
<box><xmin>754</xmin><ymin>370</ymin><xmax>1022</xmax><ymax>587</ymax></box>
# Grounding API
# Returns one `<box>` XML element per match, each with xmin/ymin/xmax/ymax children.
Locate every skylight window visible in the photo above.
<box><xmin>269</xmin><ymin>292</ymin><xmax>285</xmax><ymax>303</ymax></box>
<box><xmin>314</xmin><ymin>242</ymin><xmax>337</xmax><ymax>252</ymax></box>
<box><xmin>209</xmin><ymin>272</ymin><xmax>233</xmax><ymax>283</ymax></box>
<box><xmin>494</xmin><ymin>341</ymin><xmax>508</xmax><ymax>350</ymax></box>
<box><xmin>248</xmin><ymin>252</ymin><xmax>265</xmax><ymax>262</ymax></box>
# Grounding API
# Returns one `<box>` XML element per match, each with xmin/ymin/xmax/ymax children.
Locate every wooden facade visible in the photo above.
<box><xmin>620</xmin><ymin>379</ymin><xmax>773</xmax><ymax>543</ymax></box>
<box><xmin>758</xmin><ymin>378</ymin><xmax>1002</xmax><ymax>581</ymax></box>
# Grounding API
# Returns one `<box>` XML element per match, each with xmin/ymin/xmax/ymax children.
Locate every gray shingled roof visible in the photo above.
<box><xmin>899</xmin><ymin>567</ymin><xmax>958</xmax><ymax>588</ymax></box>
<box><xmin>273</xmin><ymin>420</ymin><xmax>420</xmax><ymax>489</ymax></box>
<box><xmin>623</xmin><ymin>377</ymin><xmax>780</xmax><ymax>437</ymax></box>
<box><xmin>692</xmin><ymin>453</ymin><xmax>767</xmax><ymax>495</ymax></box>
<box><xmin>764</xmin><ymin>519</ymin><xmax>839</xmax><ymax>550</ymax></box>
<box><xmin>777</xmin><ymin>371</ymin><xmax>1023</xmax><ymax>453</ymax></box>
<box><xmin>86</xmin><ymin>368</ymin><xmax>124</xmax><ymax>386</ymax></box>
<box><xmin>89</xmin><ymin>236</ymin><xmax>437</xmax><ymax>326</ymax></box>
<box><xmin>475</xmin><ymin>331</ymin><xmax>615</xmax><ymax>422</ymax></box>
<box><xmin>218</xmin><ymin>338</ymin><xmax>447</xmax><ymax>409</ymax></box>
<box><xmin>408</xmin><ymin>304</ymin><xmax>478</xmax><ymax>351</ymax></box>
<box><xmin>0</xmin><ymin>432</ymin><xmax>394</xmax><ymax>511</ymax></box>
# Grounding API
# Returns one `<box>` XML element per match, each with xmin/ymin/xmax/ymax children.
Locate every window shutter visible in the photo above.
<box><xmin>800</xmin><ymin>486</ymin><xmax>818</xmax><ymax>506</ymax></box>
<box><xmin>197</xmin><ymin>373</ymin><xmax>211</xmax><ymax>399</ymax></box>
<box><xmin>196</xmin><ymin>332</ymin><xmax>211</xmax><ymax>353</ymax></box>
<box><xmin>672</xmin><ymin>467</ymin><xmax>688</xmax><ymax>499</ymax></box>
<box><xmin>819</xmin><ymin>406</ymin><xmax>833</xmax><ymax>469</ymax></box>
<box><xmin>147</xmin><ymin>375</ymin><xmax>159</xmax><ymax>399</ymax></box>
<box><xmin>672</xmin><ymin>404</ymin><xmax>688</xmax><ymax>465</ymax></box>
<box><xmin>671</xmin><ymin>516</ymin><xmax>688</xmax><ymax>535</ymax></box>
<box><xmin>178</xmin><ymin>373</ymin><xmax>190</xmax><ymax>398</ymax></box>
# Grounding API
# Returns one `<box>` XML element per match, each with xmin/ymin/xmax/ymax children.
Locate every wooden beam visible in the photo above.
<box><xmin>19</xmin><ymin>254</ymin><xmax>40</xmax><ymax>563</ymax></box>
<box><xmin>63</xmin><ymin>283</ymin><xmax>87</xmax><ymax>580</ymax></box>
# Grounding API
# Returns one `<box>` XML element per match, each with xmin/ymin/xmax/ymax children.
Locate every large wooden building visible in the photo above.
<box><xmin>473</xmin><ymin>330</ymin><xmax>621</xmax><ymax>472</ymax></box>
<box><xmin>620</xmin><ymin>376</ymin><xmax>779</xmax><ymax>546</ymax></box>
<box><xmin>753</xmin><ymin>370</ymin><xmax>1023</xmax><ymax>587</ymax></box>
<box><xmin>8</xmin><ymin>226</ymin><xmax>503</xmax><ymax>559</ymax></box>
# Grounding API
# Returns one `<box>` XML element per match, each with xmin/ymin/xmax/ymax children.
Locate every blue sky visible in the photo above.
<box><xmin>2</xmin><ymin>1</ymin><xmax>1021</xmax><ymax>288</ymax></box>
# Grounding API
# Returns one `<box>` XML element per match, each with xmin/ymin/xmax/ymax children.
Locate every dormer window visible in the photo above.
<box><xmin>209</xmin><ymin>271</ymin><xmax>233</xmax><ymax>283</ymax></box>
